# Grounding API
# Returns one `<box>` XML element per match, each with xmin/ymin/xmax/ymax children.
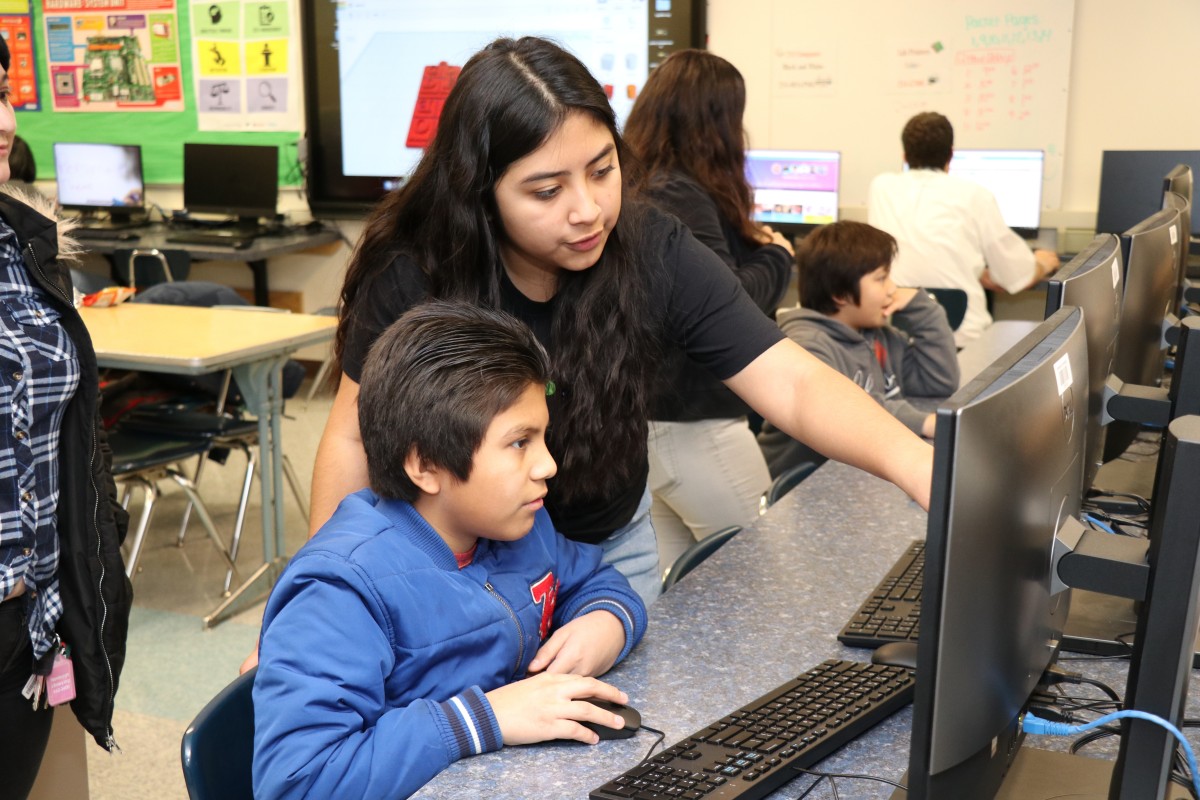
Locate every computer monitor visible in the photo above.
<box><xmin>744</xmin><ymin>149</ymin><xmax>840</xmax><ymax>232</ymax></box>
<box><xmin>1043</xmin><ymin>234</ymin><xmax>1123</xmax><ymax>490</ymax></box>
<box><xmin>53</xmin><ymin>142</ymin><xmax>145</xmax><ymax>225</ymax></box>
<box><xmin>1102</xmin><ymin>207</ymin><xmax>1182</xmax><ymax>463</ymax></box>
<box><xmin>901</xmin><ymin>307</ymin><xmax>1088</xmax><ymax>798</ymax></box>
<box><xmin>1096</xmin><ymin>150</ymin><xmax>1200</xmax><ymax>237</ymax></box>
<box><xmin>947</xmin><ymin>149</ymin><xmax>1044</xmax><ymax>235</ymax></box>
<box><xmin>1163</xmin><ymin>163</ymin><xmax>1192</xmax><ymax>283</ymax></box>
<box><xmin>182</xmin><ymin>143</ymin><xmax>279</xmax><ymax>226</ymax></box>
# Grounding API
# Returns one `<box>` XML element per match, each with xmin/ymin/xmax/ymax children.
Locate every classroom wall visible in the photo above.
<box><xmin>53</xmin><ymin>0</ymin><xmax>1200</xmax><ymax>320</ymax></box>
<box><xmin>710</xmin><ymin>0</ymin><xmax>1199</xmax><ymax>235</ymax></box>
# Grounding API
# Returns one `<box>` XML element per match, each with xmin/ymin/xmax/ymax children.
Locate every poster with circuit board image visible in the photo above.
<box><xmin>42</xmin><ymin>0</ymin><xmax>183</xmax><ymax>111</ymax></box>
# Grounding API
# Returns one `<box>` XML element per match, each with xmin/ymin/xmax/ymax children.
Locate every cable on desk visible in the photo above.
<box><xmin>1042</xmin><ymin>665</ymin><xmax>1122</xmax><ymax>703</ymax></box>
<box><xmin>638</xmin><ymin>724</ymin><xmax>666</xmax><ymax>762</ymax></box>
<box><xmin>791</xmin><ymin>767</ymin><xmax>906</xmax><ymax>799</ymax></box>
<box><xmin>1024</xmin><ymin>709</ymin><xmax>1200</xmax><ymax>797</ymax></box>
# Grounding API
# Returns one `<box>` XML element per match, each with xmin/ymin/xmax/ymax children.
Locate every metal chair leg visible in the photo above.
<box><xmin>282</xmin><ymin>455</ymin><xmax>310</xmax><ymax>526</ymax></box>
<box><xmin>168</xmin><ymin>470</ymin><xmax>239</xmax><ymax>576</ymax></box>
<box><xmin>121</xmin><ymin>477</ymin><xmax>158</xmax><ymax>578</ymax></box>
<box><xmin>177</xmin><ymin>452</ymin><xmax>210</xmax><ymax>546</ymax></box>
<box><xmin>225</xmin><ymin>443</ymin><xmax>257</xmax><ymax>594</ymax></box>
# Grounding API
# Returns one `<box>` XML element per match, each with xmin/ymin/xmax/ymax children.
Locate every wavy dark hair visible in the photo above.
<box><xmin>338</xmin><ymin>36</ymin><xmax>661</xmax><ymax>504</ymax></box>
<box><xmin>624</xmin><ymin>49</ymin><xmax>759</xmax><ymax>245</ymax></box>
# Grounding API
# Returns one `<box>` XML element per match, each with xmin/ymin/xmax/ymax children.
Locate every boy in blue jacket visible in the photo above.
<box><xmin>252</xmin><ymin>302</ymin><xmax>649</xmax><ymax>800</ymax></box>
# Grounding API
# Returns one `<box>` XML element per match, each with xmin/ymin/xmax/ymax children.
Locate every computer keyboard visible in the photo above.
<box><xmin>74</xmin><ymin>226</ymin><xmax>141</xmax><ymax>241</ymax></box>
<box><xmin>837</xmin><ymin>539</ymin><xmax>925</xmax><ymax>650</ymax></box>
<box><xmin>164</xmin><ymin>230</ymin><xmax>256</xmax><ymax>249</ymax></box>
<box><xmin>589</xmin><ymin>659</ymin><xmax>914</xmax><ymax>800</ymax></box>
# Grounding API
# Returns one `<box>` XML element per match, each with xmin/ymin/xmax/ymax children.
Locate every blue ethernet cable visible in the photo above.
<box><xmin>1023</xmin><ymin>709</ymin><xmax>1200</xmax><ymax>796</ymax></box>
<box><xmin>1083</xmin><ymin>513</ymin><xmax>1116</xmax><ymax>534</ymax></box>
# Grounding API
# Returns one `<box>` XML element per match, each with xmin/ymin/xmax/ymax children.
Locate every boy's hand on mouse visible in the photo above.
<box><xmin>527</xmin><ymin>610</ymin><xmax>625</xmax><ymax>677</ymax></box>
<box><xmin>485</xmin><ymin>672</ymin><xmax>628</xmax><ymax>745</ymax></box>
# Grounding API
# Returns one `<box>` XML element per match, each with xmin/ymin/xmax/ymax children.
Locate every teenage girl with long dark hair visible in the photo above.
<box><xmin>312</xmin><ymin>37</ymin><xmax>933</xmax><ymax>606</ymax></box>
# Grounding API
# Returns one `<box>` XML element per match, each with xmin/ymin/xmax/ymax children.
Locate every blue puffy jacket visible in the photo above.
<box><xmin>252</xmin><ymin>489</ymin><xmax>648</xmax><ymax>799</ymax></box>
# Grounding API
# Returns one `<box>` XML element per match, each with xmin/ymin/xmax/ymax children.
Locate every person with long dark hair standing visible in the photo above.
<box><xmin>310</xmin><ymin>37</ymin><xmax>933</xmax><ymax>611</ymax></box>
<box><xmin>624</xmin><ymin>49</ymin><xmax>794</xmax><ymax>569</ymax></box>
<box><xmin>0</xmin><ymin>34</ymin><xmax>131</xmax><ymax>798</ymax></box>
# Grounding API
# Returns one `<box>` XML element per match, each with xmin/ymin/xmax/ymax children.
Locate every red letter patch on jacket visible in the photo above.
<box><xmin>530</xmin><ymin>572</ymin><xmax>559</xmax><ymax>640</ymax></box>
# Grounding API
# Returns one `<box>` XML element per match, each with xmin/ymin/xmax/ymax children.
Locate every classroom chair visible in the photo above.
<box><xmin>760</xmin><ymin>460</ymin><xmax>820</xmax><ymax>513</ymax></box>
<box><xmin>661</xmin><ymin>525</ymin><xmax>743</xmax><ymax>592</ymax></box>
<box><xmin>181</xmin><ymin>666</ymin><xmax>257</xmax><ymax>800</ymax></box>
<box><xmin>108</xmin><ymin>428</ymin><xmax>238</xmax><ymax>582</ymax></box>
<box><xmin>112</xmin><ymin>247</ymin><xmax>190</xmax><ymax>289</ymax></box>
<box><xmin>923</xmin><ymin>287</ymin><xmax>969</xmax><ymax>331</ymax></box>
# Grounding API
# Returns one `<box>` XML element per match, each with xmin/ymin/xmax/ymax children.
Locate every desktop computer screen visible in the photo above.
<box><xmin>1043</xmin><ymin>234</ymin><xmax>1123</xmax><ymax>490</ymax></box>
<box><xmin>1096</xmin><ymin>150</ymin><xmax>1200</xmax><ymax>237</ymax></box>
<box><xmin>947</xmin><ymin>149</ymin><xmax>1044</xmax><ymax>233</ymax></box>
<box><xmin>182</xmin><ymin>143</ymin><xmax>279</xmax><ymax>225</ymax></box>
<box><xmin>744</xmin><ymin>149</ymin><xmax>840</xmax><ymax>228</ymax></box>
<box><xmin>1103</xmin><ymin>206</ymin><xmax>1182</xmax><ymax>464</ymax></box>
<box><xmin>903</xmin><ymin>307</ymin><xmax>1088</xmax><ymax>798</ymax></box>
<box><xmin>53</xmin><ymin>142</ymin><xmax>145</xmax><ymax>223</ymax></box>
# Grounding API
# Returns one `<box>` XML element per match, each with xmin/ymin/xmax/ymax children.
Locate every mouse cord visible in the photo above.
<box><xmin>638</xmin><ymin>724</ymin><xmax>666</xmax><ymax>761</ymax></box>
<box><xmin>791</xmin><ymin>768</ymin><xmax>907</xmax><ymax>798</ymax></box>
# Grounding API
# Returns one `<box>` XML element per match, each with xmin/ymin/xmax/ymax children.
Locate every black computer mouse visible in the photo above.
<box><xmin>580</xmin><ymin>699</ymin><xmax>641</xmax><ymax>740</ymax></box>
<box><xmin>871</xmin><ymin>641</ymin><xmax>919</xmax><ymax>671</ymax></box>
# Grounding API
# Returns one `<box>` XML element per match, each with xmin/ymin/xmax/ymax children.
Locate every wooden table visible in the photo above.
<box><xmin>82</xmin><ymin>303</ymin><xmax>337</xmax><ymax>626</ymax></box>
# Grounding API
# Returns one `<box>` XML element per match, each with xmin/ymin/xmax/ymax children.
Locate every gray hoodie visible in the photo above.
<box><xmin>758</xmin><ymin>289</ymin><xmax>960</xmax><ymax>476</ymax></box>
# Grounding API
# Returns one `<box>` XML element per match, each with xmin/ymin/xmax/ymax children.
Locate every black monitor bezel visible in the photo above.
<box><xmin>182</xmin><ymin>142</ymin><xmax>280</xmax><ymax>222</ymax></box>
<box><xmin>299</xmin><ymin>0</ymin><xmax>708</xmax><ymax>217</ymax></box>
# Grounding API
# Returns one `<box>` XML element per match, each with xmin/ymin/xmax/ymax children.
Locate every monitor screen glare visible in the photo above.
<box><xmin>53</xmin><ymin>142</ymin><xmax>145</xmax><ymax>212</ymax></box>
<box><xmin>947</xmin><ymin>149</ymin><xmax>1044</xmax><ymax>231</ymax></box>
<box><xmin>745</xmin><ymin>150</ymin><xmax>840</xmax><ymax>226</ymax></box>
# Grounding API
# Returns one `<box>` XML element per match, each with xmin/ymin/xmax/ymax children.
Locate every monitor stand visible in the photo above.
<box><xmin>76</xmin><ymin>209</ymin><xmax>146</xmax><ymax>231</ymax></box>
<box><xmin>1061</xmin><ymin>589</ymin><xmax>1200</xmax><ymax>668</ymax></box>
<box><xmin>889</xmin><ymin>747</ymin><xmax>1191</xmax><ymax>799</ymax></box>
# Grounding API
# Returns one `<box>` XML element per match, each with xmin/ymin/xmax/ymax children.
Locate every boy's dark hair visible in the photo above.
<box><xmin>902</xmin><ymin>111</ymin><xmax>954</xmax><ymax>170</ymax></box>
<box><xmin>797</xmin><ymin>221</ymin><xmax>897</xmax><ymax>315</ymax></box>
<box><xmin>358</xmin><ymin>301</ymin><xmax>551</xmax><ymax>502</ymax></box>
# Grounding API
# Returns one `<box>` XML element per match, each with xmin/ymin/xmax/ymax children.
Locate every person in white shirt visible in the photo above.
<box><xmin>867</xmin><ymin>112</ymin><xmax>1059</xmax><ymax>345</ymax></box>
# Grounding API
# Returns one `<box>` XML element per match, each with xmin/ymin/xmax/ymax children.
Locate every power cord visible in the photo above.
<box><xmin>1024</xmin><ymin>709</ymin><xmax>1200</xmax><ymax>797</ymax></box>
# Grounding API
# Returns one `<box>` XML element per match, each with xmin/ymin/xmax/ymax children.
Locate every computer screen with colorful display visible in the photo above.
<box><xmin>947</xmin><ymin>149</ymin><xmax>1044</xmax><ymax>234</ymax></box>
<box><xmin>53</xmin><ymin>142</ymin><xmax>145</xmax><ymax>224</ymax></box>
<box><xmin>745</xmin><ymin>149</ymin><xmax>840</xmax><ymax>230</ymax></box>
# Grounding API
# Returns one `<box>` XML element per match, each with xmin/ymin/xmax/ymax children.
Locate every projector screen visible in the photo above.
<box><xmin>300</xmin><ymin>0</ymin><xmax>706</xmax><ymax>216</ymax></box>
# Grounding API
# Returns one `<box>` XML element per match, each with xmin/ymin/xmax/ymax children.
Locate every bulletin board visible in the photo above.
<box><xmin>14</xmin><ymin>0</ymin><xmax>301</xmax><ymax>186</ymax></box>
<box><xmin>708</xmin><ymin>0</ymin><xmax>1076</xmax><ymax>209</ymax></box>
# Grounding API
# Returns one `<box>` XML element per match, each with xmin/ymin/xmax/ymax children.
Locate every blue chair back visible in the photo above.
<box><xmin>662</xmin><ymin>526</ymin><xmax>743</xmax><ymax>592</ymax></box>
<box><xmin>181</xmin><ymin>667</ymin><xmax>256</xmax><ymax>800</ymax></box>
<box><xmin>765</xmin><ymin>461</ymin><xmax>820</xmax><ymax>508</ymax></box>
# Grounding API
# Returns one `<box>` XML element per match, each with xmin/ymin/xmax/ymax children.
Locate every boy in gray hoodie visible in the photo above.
<box><xmin>759</xmin><ymin>221</ymin><xmax>960</xmax><ymax>477</ymax></box>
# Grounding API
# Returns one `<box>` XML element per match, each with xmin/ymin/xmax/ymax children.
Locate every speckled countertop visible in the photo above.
<box><xmin>411</xmin><ymin>460</ymin><xmax>1200</xmax><ymax>799</ymax></box>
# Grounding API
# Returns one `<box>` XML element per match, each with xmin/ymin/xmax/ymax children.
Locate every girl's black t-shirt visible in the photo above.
<box><xmin>341</xmin><ymin>206</ymin><xmax>784</xmax><ymax>544</ymax></box>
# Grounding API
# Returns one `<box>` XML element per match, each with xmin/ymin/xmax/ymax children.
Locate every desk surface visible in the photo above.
<box><xmin>411</xmin><ymin>460</ymin><xmax>1200</xmax><ymax>799</ymax></box>
<box><xmin>75</xmin><ymin>222</ymin><xmax>340</xmax><ymax>262</ymax></box>
<box><xmin>81</xmin><ymin>303</ymin><xmax>337</xmax><ymax>374</ymax></box>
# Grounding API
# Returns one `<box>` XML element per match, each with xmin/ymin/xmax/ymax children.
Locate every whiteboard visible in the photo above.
<box><xmin>708</xmin><ymin>0</ymin><xmax>1076</xmax><ymax>210</ymax></box>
